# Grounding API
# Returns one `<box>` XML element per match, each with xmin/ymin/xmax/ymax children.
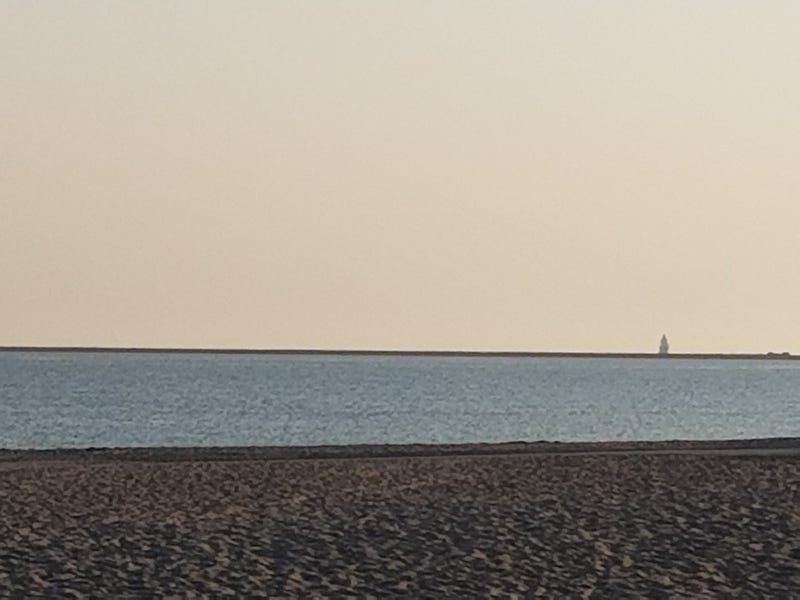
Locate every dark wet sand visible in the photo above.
<box><xmin>2</xmin><ymin>440</ymin><xmax>799</xmax><ymax>598</ymax></box>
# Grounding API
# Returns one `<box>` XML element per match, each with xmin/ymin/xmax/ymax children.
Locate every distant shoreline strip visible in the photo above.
<box><xmin>0</xmin><ymin>347</ymin><xmax>796</xmax><ymax>360</ymax></box>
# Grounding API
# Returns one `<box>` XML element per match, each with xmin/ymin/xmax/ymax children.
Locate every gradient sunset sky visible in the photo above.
<box><xmin>3</xmin><ymin>1</ymin><xmax>799</xmax><ymax>352</ymax></box>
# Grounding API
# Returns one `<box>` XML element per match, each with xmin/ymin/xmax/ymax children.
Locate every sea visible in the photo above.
<box><xmin>1</xmin><ymin>350</ymin><xmax>799</xmax><ymax>449</ymax></box>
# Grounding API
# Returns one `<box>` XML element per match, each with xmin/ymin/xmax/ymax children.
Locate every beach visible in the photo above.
<box><xmin>1</xmin><ymin>440</ymin><xmax>799</xmax><ymax>598</ymax></box>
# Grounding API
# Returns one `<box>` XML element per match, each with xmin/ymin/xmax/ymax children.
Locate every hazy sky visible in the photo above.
<box><xmin>3</xmin><ymin>1</ymin><xmax>800</xmax><ymax>352</ymax></box>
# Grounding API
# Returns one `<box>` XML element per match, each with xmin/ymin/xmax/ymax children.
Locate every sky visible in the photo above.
<box><xmin>2</xmin><ymin>1</ymin><xmax>800</xmax><ymax>353</ymax></box>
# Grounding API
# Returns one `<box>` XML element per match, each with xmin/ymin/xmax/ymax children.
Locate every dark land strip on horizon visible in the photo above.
<box><xmin>0</xmin><ymin>346</ymin><xmax>797</xmax><ymax>359</ymax></box>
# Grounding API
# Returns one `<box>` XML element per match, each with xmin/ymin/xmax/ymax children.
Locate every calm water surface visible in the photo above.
<box><xmin>1</xmin><ymin>351</ymin><xmax>798</xmax><ymax>449</ymax></box>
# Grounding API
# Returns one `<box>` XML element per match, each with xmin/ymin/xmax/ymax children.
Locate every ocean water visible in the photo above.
<box><xmin>1</xmin><ymin>351</ymin><xmax>799</xmax><ymax>449</ymax></box>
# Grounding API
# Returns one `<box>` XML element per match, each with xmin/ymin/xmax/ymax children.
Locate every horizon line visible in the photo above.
<box><xmin>0</xmin><ymin>346</ymin><xmax>796</xmax><ymax>360</ymax></box>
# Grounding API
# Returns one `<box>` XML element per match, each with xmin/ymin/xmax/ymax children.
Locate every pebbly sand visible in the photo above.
<box><xmin>1</xmin><ymin>440</ymin><xmax>799</xmax><ymax>598</ymax></box>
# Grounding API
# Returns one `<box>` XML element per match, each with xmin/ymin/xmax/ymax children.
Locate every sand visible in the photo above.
<box><xmin>1</xmin><ymin>440</ymin><xmax>799</xmax><ymax>598</ymax></box>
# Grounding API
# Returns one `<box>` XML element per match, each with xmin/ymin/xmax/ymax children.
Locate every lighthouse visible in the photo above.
<box><xmin>659</xmin><ymin>334</ymin><xmax>670</xmax><ymax>355</ymax></box>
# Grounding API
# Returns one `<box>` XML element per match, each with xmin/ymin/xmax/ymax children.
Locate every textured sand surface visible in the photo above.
<box><xmin>1</xmin><ymin>442</ymin><xmax>800</xmax><ymax>598</ymax></box>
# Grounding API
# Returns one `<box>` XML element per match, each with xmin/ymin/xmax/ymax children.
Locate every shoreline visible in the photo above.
<box><xmin>1</xmin><ymin>346</ymin><xmax>797</xmax><ymax>359</ymax></box>
<box><xmin>4</xmin><ymin>436</ymin><xmax>800</xmax><ymax>464</ymax></box>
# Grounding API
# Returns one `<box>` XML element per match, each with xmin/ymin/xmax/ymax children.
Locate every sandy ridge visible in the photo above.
<box><xmin>3</xmin><ymin>436</ymin><xmax>800</xmax><ymax>465</ymax></box>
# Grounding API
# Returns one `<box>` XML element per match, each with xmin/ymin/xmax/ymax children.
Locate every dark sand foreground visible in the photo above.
<box><xmin>1</xmin><ymin>440</ymin><xmax>800</xmax><ymax>598</ymax></box>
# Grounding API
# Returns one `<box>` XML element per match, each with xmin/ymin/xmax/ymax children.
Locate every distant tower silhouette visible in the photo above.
<box><xmin>659</xmin><ymin>334</ymin><xmax>670</xmax><ymax>355</ymax></box>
